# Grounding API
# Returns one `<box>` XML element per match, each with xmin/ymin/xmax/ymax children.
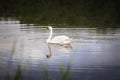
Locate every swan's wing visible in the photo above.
<box><xmin>51</xmin><ymin>35</ymin><xmax>71</xmax><ymax>44</ymax></box>
<box><xmin>52</xmin><ymin>35</ymin><xmax>70</xmax><ymax>41</ymax></box>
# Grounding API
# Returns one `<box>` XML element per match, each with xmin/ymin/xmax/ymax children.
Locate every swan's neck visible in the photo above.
<box><xmin>47</xmin><ymin>28</ymin><xmax>52</xmax><ymax>43</ymax></box>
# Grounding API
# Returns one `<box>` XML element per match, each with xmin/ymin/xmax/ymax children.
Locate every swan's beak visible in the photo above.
<box><xmin>46</xmin><ymin>27</ymin><xmax>49</xmax><ymax>32</ymax></box>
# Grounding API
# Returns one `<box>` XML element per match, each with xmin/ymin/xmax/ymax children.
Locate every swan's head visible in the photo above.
<box><xmin>46</xmin><ymin>26</ymin><xmax>52</xmax><ymax>31</ymax></box>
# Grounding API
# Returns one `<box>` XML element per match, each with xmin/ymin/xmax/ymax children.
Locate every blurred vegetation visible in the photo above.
<box><xmin>0</xmin><ymin>0</ymin><xmax>120</xmax><ymax>27</ymax></box>
<box><xmin>14</xmin><ymin>65</ymin><xmax>23</xmax><ymax>80</ymax></box>
<box><xmin>5</xmin><ymin>64</ymin><xmax>73</xmax><ymax>80</ymax></box>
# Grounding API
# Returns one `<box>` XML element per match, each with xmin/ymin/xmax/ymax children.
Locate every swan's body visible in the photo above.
<box><xmin>46</xmin><ymin>26</ymin><xmax>72</xmax><ymax>45</ymax></box>
<box><xmin>48</xmin><ymin>35</ymin><xmax>71</xmax><ymax>44</ymax></box>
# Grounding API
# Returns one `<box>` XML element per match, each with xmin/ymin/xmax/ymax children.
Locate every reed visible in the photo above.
<box><xmin>4</xmin><ymin>63</ymin><xmax>73</xmax><ymax>80</ymax></box>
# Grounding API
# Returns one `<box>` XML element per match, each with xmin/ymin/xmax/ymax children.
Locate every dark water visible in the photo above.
<box><xmin>0</xmin><ymin>19</ymin><xmax>120</xmax><ymax>80</ymax></box>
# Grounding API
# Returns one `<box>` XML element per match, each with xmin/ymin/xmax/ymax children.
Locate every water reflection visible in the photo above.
<box><xmin>46</xmin><ymin>44</ymin><xmax>72</xmax><ymax>58</ymax></box>
<box><xmin>46</xmin><ymin>44</ymin><xmax>52</xmax><ymax>58</ymax></box>
<box><xmin>0</xmin><ymin>20</ymin><xmax>120</xmax><ymax>80</ymax></box>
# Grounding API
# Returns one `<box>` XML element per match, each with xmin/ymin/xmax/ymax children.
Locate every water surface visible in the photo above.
<box><xmin>0</xmin><ymin>20</ymin><xmax>120</xmax><ymax>80</ymax></box>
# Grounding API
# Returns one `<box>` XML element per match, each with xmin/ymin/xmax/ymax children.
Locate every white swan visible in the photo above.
<box><xmin>46</xmin><ymin>26</ymin><xmax>72</xmax><ymax>45</ymax></box>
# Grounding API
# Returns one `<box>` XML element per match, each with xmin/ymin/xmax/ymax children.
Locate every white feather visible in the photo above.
<box><xmin>46</xmin><ymin>26</ymin><xmax>72</xmax><ymax>45</ymax></box>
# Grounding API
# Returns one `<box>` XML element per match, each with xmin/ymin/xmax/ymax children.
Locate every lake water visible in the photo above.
<box><xmin>0</xmin><ymin>20</ymin><xmax>120</xmax><ymax>80</ymax></box>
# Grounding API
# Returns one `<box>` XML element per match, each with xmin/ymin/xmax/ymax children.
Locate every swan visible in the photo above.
<box><xmin>46</xmin><ymin>26</ymin><xmax>72</xmax><ymax>45</ymax></box>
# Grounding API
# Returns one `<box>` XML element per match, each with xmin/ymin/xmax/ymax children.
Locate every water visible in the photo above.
<box><xmin>0</xmin><ymin>20</ymin><xmax>120</xmax><ymax>80</ymax></box>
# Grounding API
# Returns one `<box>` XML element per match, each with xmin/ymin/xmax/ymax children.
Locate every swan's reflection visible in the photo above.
<box><xmin>46</xmin><ymin>44</ymin><xmax>72</xmax><ymax>58</ymax></box>
<box><xmin>46</xmin><ymin>44</ymin><xmax>52</xmax><ymax>58</ymax></box>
